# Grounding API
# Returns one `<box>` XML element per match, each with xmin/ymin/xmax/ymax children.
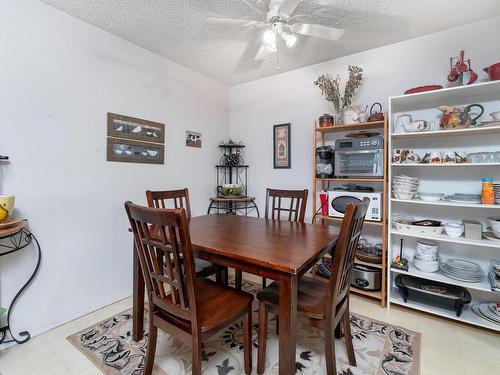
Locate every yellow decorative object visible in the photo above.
<box><xmin>0</xmin><ymin>195</ymin><xmax>15</xmax><ymax>223</ymax></box>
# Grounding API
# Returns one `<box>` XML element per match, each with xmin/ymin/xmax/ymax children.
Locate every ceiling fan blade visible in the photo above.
<box><xmin>254</xmin><ymin>45</ymin><xmax>268</xmax><ymax>61</ymax></box>
<box><xmin>290</xmin><ymin>23</ymin><xmax>344</xmax><ymax>40</ymax></box>
<box><xmin>275</xmin><ymin>0</ymin><xmax>303</xmax><ymax>15</ymax></box>
<box><xmin>206</xmin><ymin>18</ymin><xmax>263</xmax><ymax>27</ymax></box>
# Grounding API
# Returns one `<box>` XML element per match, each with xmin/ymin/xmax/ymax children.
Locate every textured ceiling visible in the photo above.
<box><xmin>38</xmin><ymin>0</ymin><xmax>500</xmax><ymax>85</ymax></box>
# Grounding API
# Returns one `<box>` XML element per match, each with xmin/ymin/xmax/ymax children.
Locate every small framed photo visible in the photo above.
<box><xmin>273</xmin><ymin>123</ymin><xmax>291</xmax><ymax>169</ymax></box>
<box><xmin>186</xmin><ymin>130</ymin><xmax>202</xmax><ymax>148</ymax></box>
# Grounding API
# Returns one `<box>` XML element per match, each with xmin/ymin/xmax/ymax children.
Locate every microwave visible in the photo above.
<box><xmin>328</xmin><ymin>190</ymin><xmax>383</xmax><ymax>221</ymax></box>
<box><xmin>334</xmin><ymin>136</ymin><xmax>384</xmax><ymax>178</ymax></box>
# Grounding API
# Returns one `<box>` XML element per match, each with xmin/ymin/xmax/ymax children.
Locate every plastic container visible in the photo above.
<box><xmin>482</xmin><ymin>177</ymin><xmax>495</xmax><ymax>205</ymax></box>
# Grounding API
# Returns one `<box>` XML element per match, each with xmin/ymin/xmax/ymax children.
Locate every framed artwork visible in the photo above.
<box><xmin>273</xmin><ymin>123</ymin><xmax>291</xmax><ymax>169</ymax></box>
<box><xmin>186</xmin><ymin>130</ymin><xmax>202</xmax><ymax>148</ymax></box>
<box><xmin>106</xmin><ymin>112</ymin><xmax>165</xmax><ymax>164</ymax></box>
<box><xmin>106</xmin><ymin>138</ymin><xmax>164</xmax><ymax>164</ymax></box>
<box><xmin>107</xmin><ymin>112</ymin><xmax>165</xmax><ymax>144</ymax></box>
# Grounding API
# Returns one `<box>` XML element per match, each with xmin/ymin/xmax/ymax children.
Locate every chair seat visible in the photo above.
<box><xmin>160</xmin><ymin>278</ymin><xmax>253</xmax><ymax>333</ymax></box>
<box><xmin>257</xmin><ymin>277</ymin><xmax>329</xmax><ymax>319</ymax></box>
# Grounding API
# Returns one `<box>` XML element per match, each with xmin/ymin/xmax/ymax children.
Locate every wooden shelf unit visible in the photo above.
<box><xmin>312</xmin><ymin>117</ymin><xmax>389</xmax><ymax>307</ymax></box>
<box><xmin>388</xmin><ymin>80</ymin><xmax>500</xmax><ymax>333</ymax></box>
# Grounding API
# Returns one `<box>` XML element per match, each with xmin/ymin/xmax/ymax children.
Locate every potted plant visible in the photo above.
<box><xmin>314</xmin><ymin>65</ymin><xmax>363</xmax><ymax>124</ymax></box>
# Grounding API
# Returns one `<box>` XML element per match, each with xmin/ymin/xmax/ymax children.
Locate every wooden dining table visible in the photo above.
<box><xmin>132</xmin><ymin>214</ymin><xmax>338</xmax><ymax>375</ymax></box>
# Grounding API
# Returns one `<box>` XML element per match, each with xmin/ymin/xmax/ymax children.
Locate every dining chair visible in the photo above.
<box><xmin>125</xmin><ymin>202</ymin><xmax>254</xmax><ymax>375</ymax></box>
<box><xmin>146</xmin><ymin>189</ymin><xmax>228</xmax><ymax>285</ymax></box>
<box><xmin>256</xmin><ymin>197</ymin><xmax>369</xmax><ymax>375</ymax></box>
<box><xmin>235</xmin><ymin>188</ymin><xmax>308</xmax><ymax>290</ymax></box>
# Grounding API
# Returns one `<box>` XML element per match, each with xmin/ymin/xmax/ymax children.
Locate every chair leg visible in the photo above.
<box><xmin>324</xmin><ymin>325</ymin><xmax>337</xmax><ymax>375</ymax></box>
<box><xmin>334</xmin><ymin>322</ymin><xmax>342</xmax><ymax>339</ymax></box>
<box><xmin>262</xmin><ymin>277</ymin><xmax>267</xmax><ymax>288</ymax></box>
<box><xmin>215</xmin><ymin>268</ymin><xmax>223</xmax><ymax>284</ymax></box>
<box><xmin>192</xmin><ymin>337</ymin><xmax>203</xmax><ymax>375</ymax></box>
<box><xmin>223</xmin><ymin>266</ymin><xmax>229</xmax><ymax>286</ymax></box>
<box><xmin>257</xmin><ymin>301</ymin><xmax>268</xmax><ymax>375</ymax></box>
<box><xmin>235</xmin><ymin>270</ymin><xmax>242</xmax><ymax>290</ymax></box>
<box><xmin>275</xmin><ymin>315</ymin><xmax>279</xmax><ymax>335</ymax></box>
<box><xmin>144</xmin><ymin>320</ymin><xmax>158</xmax><ymax>375</ymax></box>
<box><xmin>343</xmin><ymin>308</ymin><xmax>356</xmax><ymax>367</ymax></box>
<box><xmin>243</xmin><ymin>304</ymin><xmax>253</xmax><ymax>375</ymax></box>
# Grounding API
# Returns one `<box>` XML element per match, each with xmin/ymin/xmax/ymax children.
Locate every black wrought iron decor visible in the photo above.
<box><xmin>0</xmin><ymin>224</ymin><xmax>41</xmax><ymax>345</ymax></box>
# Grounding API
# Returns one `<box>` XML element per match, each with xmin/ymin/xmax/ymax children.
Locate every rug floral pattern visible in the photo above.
<box><xmin>68</xmin><ymin>280</ymin><xmax>420</xmax><ymax>375</ymax></box>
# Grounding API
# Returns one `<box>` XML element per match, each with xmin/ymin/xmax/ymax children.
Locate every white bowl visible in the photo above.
<box><xmin>393</xmin><ymin>191</ymin><xmax>416</xmax><ymax>200</ymax></box>
<box><xmin>490</xmin><ymin>111</ymin><xmax>500</xmax><ymax>121</ymax></box>
<box><xmin>487</xmin><ymin>217</ymin><xmax>500</xmax><ymax>233</ymax></box>
<box><xmin>394</xmin><ymin>175</ymin><xmax>419</xmax><ymax>182</ymax></box>
<box><xmin>414</xmin><ymin>258</ymin><xmax>440</xmax><ymax>273</ymax></box>
<box><xmin>416</xmin><ymin>239</ymin><xmax>438</xmax><ymax>250</ymax></box>
<box><xmin>444</xmin><ymin>222</ymin><xmax>464</xmax><ymax>238</ymax></box>
<box><xmin>418</xmin><ymin>192</ymin><xmax>444</xmax><ymax>202</ymax></box>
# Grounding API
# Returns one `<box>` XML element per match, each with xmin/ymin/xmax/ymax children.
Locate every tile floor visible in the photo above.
<box><xmin>0</xmin><ymin>286</ymin><xmax>499</xmax><ymax>375</ymax></box>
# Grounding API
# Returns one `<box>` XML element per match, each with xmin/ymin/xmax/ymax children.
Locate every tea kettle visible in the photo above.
<box><xmin>367</xmin><ymin>103</ymin><xmax>385</xmax><ymax>122</ymax></box>
<box><xmin>438</xmin><ymin>104</ymin><xmax>484</xmax><ymax>129</ymax></box>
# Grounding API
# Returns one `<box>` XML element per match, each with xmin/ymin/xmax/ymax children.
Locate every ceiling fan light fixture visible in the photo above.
<box><xmin>263</xmin><ymin>29</ymin><xmax>277</xmax><ymax>45</ymax></box>
<box><xmin>281</xmin><ymin>31</ymin><xmax>297</xmax><ymax>48</ymax></box>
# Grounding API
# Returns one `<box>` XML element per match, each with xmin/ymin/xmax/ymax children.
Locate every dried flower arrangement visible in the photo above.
<box><xmin>314</xmin><ymin>65</ymin><xmax>363</xmax><ymax>118</ymax></box>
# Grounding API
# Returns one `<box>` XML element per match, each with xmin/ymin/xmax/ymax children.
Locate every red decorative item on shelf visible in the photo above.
<box><xmin>319</xmin><ymin>192</ymin><xmax>328</xmax><ymax>216</ymax></box>
<box><xmin>447</xmin><ymin>50</ymin><xmax>478</xmax><ymax>85</ymax></box>
<box><xmin>483</xmin><ymin>62</ymin><xmax>500</xmax><ymax>81</ymax></box>
<box><xmin>367</xmin><ymin>102</ymin><xmax>384</xmax><ymax>122</ymax></box>
<box><xmin>404</xmin><ymin>85</ymin><xmax>443</xmax><ymax>95</ymax></box>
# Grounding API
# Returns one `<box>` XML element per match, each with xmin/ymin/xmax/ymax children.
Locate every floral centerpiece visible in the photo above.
<box><xmin>314</xmin><ymin>65</ymin><xmax>363</xmax><ymax>124</ymax></box>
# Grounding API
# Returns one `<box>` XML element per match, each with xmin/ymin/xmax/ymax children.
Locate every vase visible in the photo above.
<box><xmin>342</xmin><ymin>109</ymin><xmax>357</xmax><ymax>124</ymax></box>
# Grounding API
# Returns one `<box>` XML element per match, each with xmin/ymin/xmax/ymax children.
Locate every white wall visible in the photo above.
<box><xmin>229</xmin><ymin>16</ymin><xmax>500</xmax><ymax>220</ymax></box>
<box><xmin>0</xmin><ymin>0</ymin><xmax>229</xmax><ymax>344</ymax></box>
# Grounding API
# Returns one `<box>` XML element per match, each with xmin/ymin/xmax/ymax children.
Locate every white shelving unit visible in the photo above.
<box><xmin>388</xmin><ymin>80</ymin><xmax>500</xmax><ymax>333</ymax></box>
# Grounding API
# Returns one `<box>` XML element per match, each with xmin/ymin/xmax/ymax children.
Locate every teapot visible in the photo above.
<box><xmin>438</xmin><ymin>104</ymin><xmax>484</xmax><ymax>129</ymax></box>
<box><xmin>367</xmin><ymin>102</ymin><xmax>385</xmax><ymax>122</ymax></box>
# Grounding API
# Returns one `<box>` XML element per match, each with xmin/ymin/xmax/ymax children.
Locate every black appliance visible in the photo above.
<box><xmin>316</xmin><ymin>146</ymin><xmax>335</xmax><ymax>178</ymax></box>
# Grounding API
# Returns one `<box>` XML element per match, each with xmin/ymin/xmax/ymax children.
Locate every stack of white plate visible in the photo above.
<box><xmin>413</xmin><ymin>239</ymin><xmax>440</xmax><ymax>272</ymax></box>
<box><xmin>440</xmin><ymin>259</ymin><xmax>485</xmax><ymax>283</ymax></box>
<box><xmin>472</xmin><ymin>303</ymin><xmax>500</xmax><ymax>326</ymax></box>
<box><xmin>393</xmin><ymin>175</ymin><xmax>419</xmax><ymax>200</ymax></box>
<box><xmin>494</xmin><ymin>184</ymin><xmax>500</xmax><ymax>204</ymax></box>
<box><xmin>444</xmin><ymin>193</ymin><xmax>482</xmax><ymax>204</ymax></box>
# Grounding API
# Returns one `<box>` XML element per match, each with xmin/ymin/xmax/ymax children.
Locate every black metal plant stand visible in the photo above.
<box><xmin>207</xmin><ymin>143</ymin><xmax>259</xmax><ymax>217</ymax></box>
<box><xmin>0</xmin><ymin>222</ymin><xmax>41</xmax><ymax>345</ymax></box>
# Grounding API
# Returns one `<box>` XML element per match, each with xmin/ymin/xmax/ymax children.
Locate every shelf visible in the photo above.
<box><xmin>392</xmin><ymin>124</ymin><xmax>500</xmax><ymax>139</ymax></box>
<box><xmin>308</xmin><ymin>274</ymin><xmax>382</xmax><ymax>300</ymax></box>
<box><xmin>390</xmin><ymin>80</ymin><xmax>500</xmax><ymax>111</ymax></box>
<box><xmin>316</xmin><ymin>215</ymin><xmax>384</xmax><ymax>226</ymax></box>
<box><xmin>315</xmin><ymin>120</ymin><xmax>385</xmax><ymax>133</ymax></box>
<box><xmin>322</xmin><ymin>253</ymin><xmax>383</xmax><ymax>268</ymax></box>
<box><xmin>392</xmin><ymin>163</ymin><xmax>500</xmax><ymax>167</ymax></box>
<box><xmin>219</xmin><ymin>144</ymin><xmax>245</xmax><ymax>148</ymax></box>
<box><xmin>315</xmin><ymin>177</ymin><xmax>384</xmax><ymax>182</ymax></box>
<box><xmin>215</xmin><ymin>165</ymin><xmax>249</xmax><ymax>168</ymax></box>
<box><xmin>391</xmin><ymin>263</ymin><xmax>493</xmax><ymax>293</ymax></box>
<box><xmin>390</xmin><ymin>290</ymin><xmax>500</xmax><ymax>332</ymax></box>
<box><xmin>391</xmin><ymin>198</ymin><xmax>500</xmax><ymax>209</ymax></box>
<box><xmin>391</xmin><ymin>230</ymin><xmax>500</xmax><ymax>249</ymax></box>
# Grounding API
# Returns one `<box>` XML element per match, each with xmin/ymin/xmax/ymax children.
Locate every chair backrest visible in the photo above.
<box><xmin>146</xmin><ymin>188</ymin><xmax>192</xmax><ymax>219</ymax></box>
<box><xmin>265</xmin><ymin>188</ymin><xmax>308</xmax><ymax>223</ymax></box>
<box><xmin>326</xmin><ymin>197</ymin><xmax>370</xmax><ymax>317</ymax></box>
<box><xmin>125</xmin><ymin>201</ymin><xmax>197</xmax><ymax>322</ymax></box>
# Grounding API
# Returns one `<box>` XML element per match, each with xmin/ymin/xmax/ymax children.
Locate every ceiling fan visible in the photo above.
<box><xmin>207</xmin><ymin>0</ymin><xmax>344</xmax><ymax>61</ymax></box>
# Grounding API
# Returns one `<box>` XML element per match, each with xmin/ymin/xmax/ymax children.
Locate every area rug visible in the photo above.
<box><xmin>68</xmin><ymin>280</ymin><xmax>421</xmax><ymax>375</ymax></box>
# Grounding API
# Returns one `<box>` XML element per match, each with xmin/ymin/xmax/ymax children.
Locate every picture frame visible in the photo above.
<box><xmin>106</xmin><ymin>137</ymin><xmax>164</xmax><ymax>164</ymax></box>
<box><xmin>185</xmin><ymin>130</ymin><xmax>202</xmax><ymax>148</ymax></box>
<box><xmin>107</xmin><ymin>112</ymin><xmax>165</xmax><ymax>144</ymax></box>
<box><xmin>273</xmin><ymin>123</ymin><xmax>291</xmax><ymax>169</ymax></box>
